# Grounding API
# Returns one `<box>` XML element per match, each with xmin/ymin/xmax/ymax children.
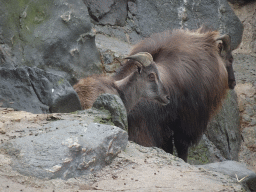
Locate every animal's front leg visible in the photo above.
<box><xmin>162</xmin><ymin>136</ymin><xmax>174</xmax><ymax>155</ymax></box>
<box><xmin>174</xmin><ymin>134</ymin><xmax>189</xmax><ymax>162</ymax></box>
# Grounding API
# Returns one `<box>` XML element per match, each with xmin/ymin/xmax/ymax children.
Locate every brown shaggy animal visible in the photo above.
<box><xmin>113</xmin><ymin>27</ymin><xmax>235</xmax><ymax>162</ymax></box>
<box><xmin>73</xmin><ymin>75</ymin><xmax>119</xmax><ymax>109</ymax></box>
<box><xmin>74</xmin><ymin>52</ymin><xmax>170</xmax><ymax>113</ymax></box>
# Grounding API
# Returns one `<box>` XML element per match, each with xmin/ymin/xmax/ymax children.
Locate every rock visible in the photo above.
<box><xmin>231</xmin><ymin>1</ymin><xmax>256</xmax><ymax>54</ymax></box>
<box><xmin>0</xmin><ymin>44</ymin><xmax>16</xmax><ymax>68</ymax></box>
<box><xmin>136</xmin><ymin>0</ymin><xmax>242</xmax><ymax>49</ymax></box>
<box><xmin>206</xmin><ymin>90</ymin><xmax>241</xmax><ymax>161</ymax></box>
<box><xmin>0</xmin><ymin>67</ymin><xmax>81</xmax><ymax>114</ymax></box>
<box><xmin>94</xmin><ymin>0</ymin><xmax>243</xmax><ymax>50</ymax></box>
<box><xmin>128</xmin><ymin>1</ymin><xmax>137</xmax><ymax>16</ymax></box>
<box><xmin>242</xmin><ymin>114</ymin><xmax>252</xmax><ymax>123</ymax></box>
<box><xmin>0</xmin><ymin>122</ymin><xmax>6</xmax><ymax>134</ymax></box>
<box><xmin>49</xmin><ymin>87</ymin><xmax>82</xmax><ymax>114</ymax></box>
<box><xmin>235</xmin><ymin>83</ymin><xmax>256</xmax><ymax>125</ymax></box>
<box><xmin>84</xmin><ymin>0</ymin><xmax>128</xmax><ymax>26</ymax></box>
<box><xmin>239</xmin><ymin>142</ymin><xmax>256</xmax><ymax>174</ymax></box>
<box><xmin>251</xmin><ymin>118</ymin><xmax>256</xmax><ymax>126</ymax></box>
<box><xmin>235</xmin><ymin>83</ymin><xmax>256</xmax><ymax>98</ymax></box>
<box><xmin>242</xmin><ymin>126</ymin><xmax>256</xmax><ymax>152</ymax></box>
<box><xmin>0</xmin><ymin>107</ymin><xmax>249</xmax><ymax>191</ymax></box>
<box><xmin>197</xmin><ymin>161</ymin><xmax>256</xmax><ymax>191</ymax></box>
<box><xmin>92</xmin><ymin>94</ymin><xmax>128</xmax><ymax>131</ymax></box>
<box><xmin>95</xmin><ymin>34</ymin><xmax>132</xmax><ymax>57</ymax></box>
<box><xmin>227</xmin><ymin>0</ymin><xmax>256</xmax><ymax>7</ymax></box>
<box><xmin>95</xmin><ymin>34</ymin><xmax>132</xmax><ymax>73</ymax></box>
<box><xmin>251</xmin><ymin>40</ymin><xmax>256</xmax><ymax>53</ymax></box>
<box><xmin>188</xmin><ymin>135</ymin><xmax>226</xmax><ymax>165</ymax></box>
<box><xmin>2</xmin><ymin>122</ymin><xmax>128</xmax><ymax>180</ymax></box>
<box><xmin>245</xmin><ymin>106</ymin><xmax>255</xmax><ymax>117</ymax></box>
<box><xmin>233</xmin><ymin>54</ymin><xmax>256</xmax><ymax>85</ymax></box>
<box><xmin>0</xmin><ymin>0</ymin><xmax>102</xmax><ymax>83</ymax></box>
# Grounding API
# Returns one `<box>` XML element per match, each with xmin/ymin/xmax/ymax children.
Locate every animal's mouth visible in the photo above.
<box><xmin>156</xmin><ymin>95</ymin><xmax>170</xmax><ymax>106</ymax></box>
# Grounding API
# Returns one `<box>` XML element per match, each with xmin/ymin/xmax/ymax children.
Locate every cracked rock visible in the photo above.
<box><xmin>1</xmin><ymin>122</ymin><xmax>128</xmax><ymax>180</ymax></box>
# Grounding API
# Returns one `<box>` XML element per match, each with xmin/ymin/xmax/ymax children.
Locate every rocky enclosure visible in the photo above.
<box><xmin>0</xmin><ymin>0</ymin><xmax>256</xmax><ymax>191</ymax></box>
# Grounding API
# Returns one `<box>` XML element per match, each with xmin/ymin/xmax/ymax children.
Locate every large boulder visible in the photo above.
<box><xmin>0</xmin><ymin>0</ymin><xmax>102</xmax><ymax>84</ymax></box>
<box><xmin>92</xmin><ymin>94</ymin><xmax>128</xmax><ymax>131</ymax></box>
<box><xmin>0</xmin><ymin>67</ymin><xmax>81</xmax><ymax>114</ymax></box>
<box><xmin>206</xmin><ymin>90</ymin><xmax>241</xmax><ymax>161</ymax></box>
<box><xmin>2</xmin><ymin>121</ymin><xmax>128</xmax><ymax>180</ymax></box>
<box><xmin>197</xmin><ymin>161</ymin><xmax>256</xmax><ymax>191</ymax></box>
<box><xmin>188</xmin><ymin>135</ymin><xmax>227</xmax><ymax>165</ymax></box>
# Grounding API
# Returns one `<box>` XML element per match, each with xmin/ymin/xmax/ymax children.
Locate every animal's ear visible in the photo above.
<box><xmin>217</xmin><ymin>42</ymin><xmax>223</xmax><ymax>54</ymax></box>
<box><xmin>216</xmin><ymin>34</ymin><xmax>231</xmax><ymax>56</ymax></box>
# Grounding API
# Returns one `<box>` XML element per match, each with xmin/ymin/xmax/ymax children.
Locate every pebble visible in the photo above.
<box><xmin>251</xmin><ymin>119</ymin><xmax>256</xmax><ymax>126</ymax></box>
<box><xmin>0</xmin><ymin>122</ymin><xmax>6</xmax><ymax>134</ymax></box>
<box><xmin>242</xmin><ymin>114</ymin><xmax>251</xmax><ymax>122</ymax></box>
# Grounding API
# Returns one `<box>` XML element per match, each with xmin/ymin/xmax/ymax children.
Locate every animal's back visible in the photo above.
<box><xmin>73</xmin><ymin>75</ymin><xmax>118</xmax><ymax>109</ymax></box>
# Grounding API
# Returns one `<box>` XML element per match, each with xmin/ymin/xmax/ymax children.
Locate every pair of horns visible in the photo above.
<box><xmin>125</xmin><ymin>52</ymin><xmax>153</xmax><ymax>67</ymax></box>
<box><xmin>216</xmin><ymin>34</ymin><xmax>231</xmax><ymax>52</ymax></box>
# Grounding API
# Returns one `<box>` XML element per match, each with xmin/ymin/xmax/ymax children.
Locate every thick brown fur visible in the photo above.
<box><xmin>73</xmin><ymin>75</ymin><xmax>118</xmax><ymax>109</ymax></box>
<box><xmin>113</xmin><ymin>27</ymin><xmax>231</xmax><ymax>162</ymax></box>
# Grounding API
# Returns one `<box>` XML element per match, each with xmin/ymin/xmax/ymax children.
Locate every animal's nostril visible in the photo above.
<box><xmin>166</xmin><ymin>96</ymin><xmax>170</xmax><ymax>100</ymax></box>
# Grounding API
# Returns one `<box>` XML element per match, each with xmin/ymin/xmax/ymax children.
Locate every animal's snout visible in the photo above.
<box><xmin>160</xmin><ymin>95</ymin><xmax>170</xmax><ymax>105</ymax></box>
<box><xmin>229</xmin><ymin>79</ymin><xmax>236</xmax><ymax>89</ymax></box>
<box><xmin>165</xmin><ymin>95</ymin><xmax>171</xmax><ymax>105</ymax></box>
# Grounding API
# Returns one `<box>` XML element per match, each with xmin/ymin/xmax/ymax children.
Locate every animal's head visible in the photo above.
<box><xmin>217</xmin><ymin>34</ymin><xmax>236</xmax><ymax>89</ymax></box>
<box><xmin>124</xmin><ymin>52</ymin><xmax>170</xmax><ymax>105</ymax></box>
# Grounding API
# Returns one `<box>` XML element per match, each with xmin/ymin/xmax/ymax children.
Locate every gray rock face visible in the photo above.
<box><xmin>3</xmin><ymin>122</ymin><xmax>128</xmax><ymax>180</ymax></box>
<box><xmin>206</xmin><ymin>90</ymin><xmax>241</xmax><ymax>161</ymax></box>
<box><xmin>84</xmin><ymin>0</ymin><xmax>128</xmax><ymax>26</ymax></box>
<box><xmin>0</xmin><ymin>67</ymin><xmax>81</xmax><ymax>114</ymax></box>
<box><xmin>135</xmin><ymin>0</ymin><xmax>243</xmax><ymax>49</ymax></box>
<box><xmin>197</xmin><ymin>161</ymin><xmax>256</xmax><ymax>191</ymax></box>
<box><xmin>94</xmin><ymin>0</ymin><xmax>243</xmax><ymax>50</ymax></box>
<box><xmin>95</xmin><ymin>34</ymin><xmax>132</xmax><ymax>73</ymax></box>
<box><xmin>0</xmin><ymin>0</ymin><xmax>102</xmax><ymax>83</ymax></box>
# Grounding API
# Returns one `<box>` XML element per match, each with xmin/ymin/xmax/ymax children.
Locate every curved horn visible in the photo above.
<box><xmin>125</xmin><ymin>52</ymin><xmax>153</xmax><ymax>67</ymax></box>
<box><xmin>216</xmin><ymin>34</ymin><xmax>231</xmax><ymax>52</ymax></box>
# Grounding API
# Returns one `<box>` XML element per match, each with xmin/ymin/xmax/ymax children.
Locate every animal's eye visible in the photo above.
<box><xmin>148</xmin><ymin>73</ymin><xmax>156</xmax><ymax>81</ymax></box>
